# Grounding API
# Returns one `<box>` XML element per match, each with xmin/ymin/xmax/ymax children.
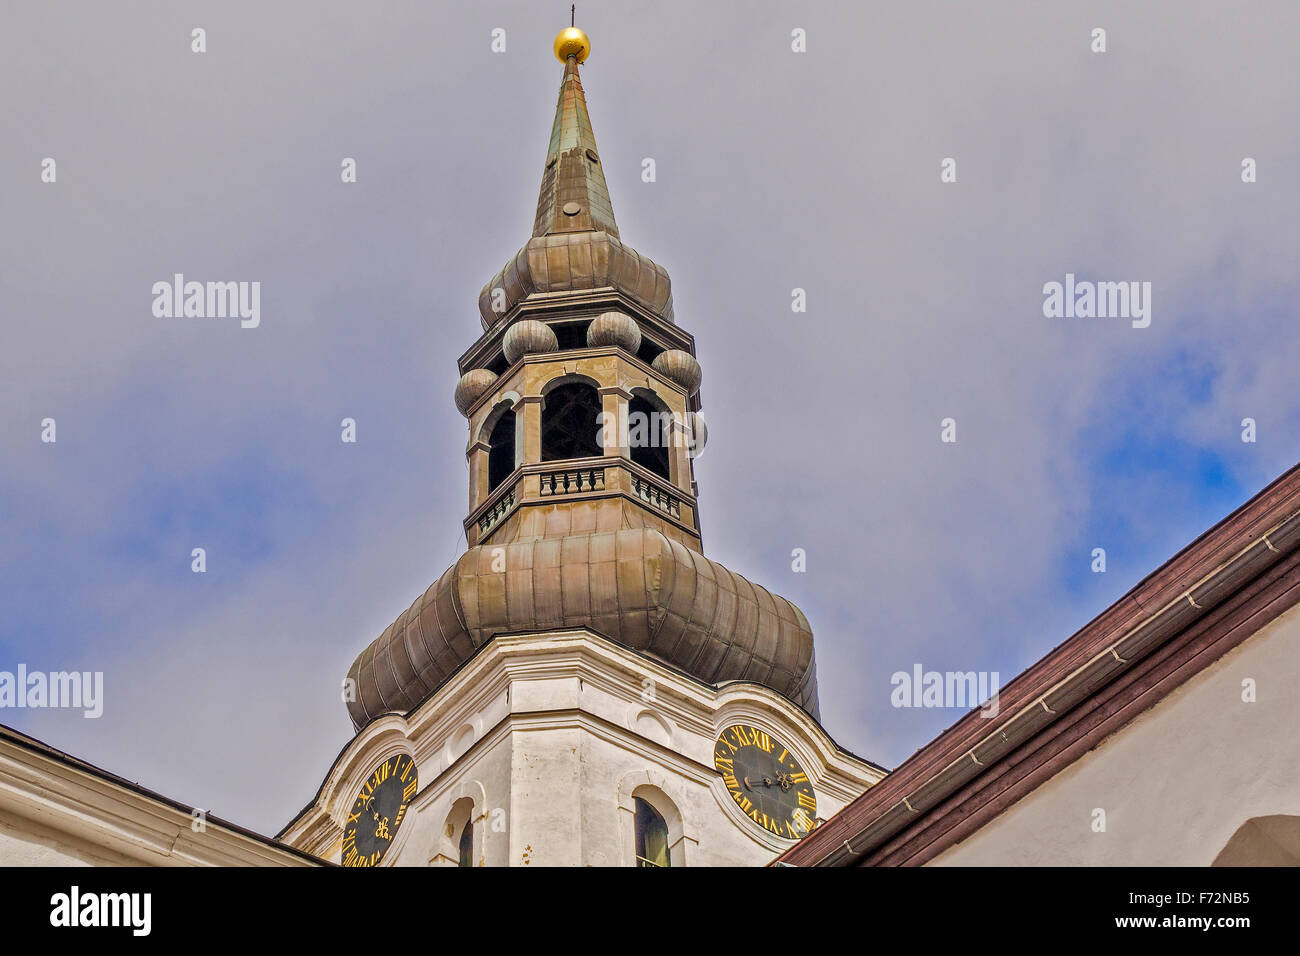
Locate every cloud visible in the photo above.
<box><xmin>2</xmin><ymin>1</ymin><xmax>1298</xmax><ymax>835</ymax></box>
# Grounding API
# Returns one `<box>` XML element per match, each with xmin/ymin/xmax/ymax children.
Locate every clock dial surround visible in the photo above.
<box><xmin>342</xmin><ymin>753</ymin><xmax>417</xmax><ymax>867</ymax></box>
<box><xmin>714</xmin><ymin>723</ymin><xmax>817</xmax><ymax>840</ymax></box>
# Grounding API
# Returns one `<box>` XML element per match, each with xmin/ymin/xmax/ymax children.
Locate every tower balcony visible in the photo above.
<box><xmin>464</xmin><ymin>454</ymin><xmax>700</xmax><ymax>551</ymax></box>
<box><xmin>459</xmin><ymin>341</ymin><xmax>704</xmax><ymax>542</ymax></box>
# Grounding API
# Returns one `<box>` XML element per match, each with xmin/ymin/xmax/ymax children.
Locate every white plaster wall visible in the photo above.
<box><xmin>0</xmin><ymin>811</ymin><xmax>133</xmax><ymax>866</ymax></box>
<box><xmin>512</xmin><ymin>725</ymin><xmax>585</xmax><ymax>866</ymax></box>
<box><xmin>934</xmin><ymin>601</ymin><xmax>1300</xmax><ymax>866</ymax></box>
<box><xmin>299</xmin><ymin>631</ymin><xmax>882</xmax><ymax>868</ymax></box>
<box><xmin>395</xmin><ymin>718</ymin><xmax>845</xmax><ymax>867</ymax></box>
<box><xmin>390</xmin><ymin>727</ymin><xmax>513</xmax><ymax>867</ymax></box>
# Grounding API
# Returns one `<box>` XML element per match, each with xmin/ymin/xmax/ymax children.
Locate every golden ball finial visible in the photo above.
<box><xmin>554</xmin><ymin>26</ymin><xmax>590</xmax><ymax>64</ymax></box>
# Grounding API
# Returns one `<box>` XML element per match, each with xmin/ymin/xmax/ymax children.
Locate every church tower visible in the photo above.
<box><xmin>281</xmin><ymin>25</ymin><xmax>883</xmax><ymax>867</ymax></box>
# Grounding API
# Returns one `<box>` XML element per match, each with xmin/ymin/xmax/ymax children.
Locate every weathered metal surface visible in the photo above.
<box><xmin>346</xmin><ymin>528</ymin><xmax>820</xmax><ymax>730</ymax></box>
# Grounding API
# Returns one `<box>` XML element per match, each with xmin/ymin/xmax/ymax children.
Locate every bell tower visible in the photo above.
<box><xmin>282</xmin><ymin>25</ymin><xmax>883</xmax><ymax>867</ymax></box>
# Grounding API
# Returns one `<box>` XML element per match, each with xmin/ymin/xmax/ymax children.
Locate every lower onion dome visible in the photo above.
<box><xmin>345</xmin><ymin>528</ymin><xmax>818</xmax><ymax>730</ymax></box>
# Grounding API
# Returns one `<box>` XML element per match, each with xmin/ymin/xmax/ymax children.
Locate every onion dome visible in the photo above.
<box><xmin>476</xmin><ymin>50</ymin><xmax>675</xmax><ymax>329</ymax></box>
<box><xmin>453</xmin><ymin>369</ymin><xmax>498</xmax><ymax>416</ymax></box>
<box><xmin>503</xmin><ymin>319</ymin><xmax>559</xmax><ymax>364</ymax></box>
<box><xmin>587</xmin><ymin>311</ymin><xmax>642</xmax><ymax>353</ymax></box>
<box><xmin>345</xmin><ymin>528</ymin><xmax>820</xmax><ymax>732</ymax></box>
<box><xmin>652</xmin><ymin>349</ymin><xmax>702</xmax><ymax>396</ymax></box>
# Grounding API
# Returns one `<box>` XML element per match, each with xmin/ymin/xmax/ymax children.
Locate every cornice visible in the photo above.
<box><xmin>0</xmin><ymin>729</ymin><xmax>319</xmax><ymax>866</ymax></box>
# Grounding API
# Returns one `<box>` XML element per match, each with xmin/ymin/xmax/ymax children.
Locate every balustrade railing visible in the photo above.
<box><xmin>477</xmin><ymin>486</ymin><xmax>516</xmax><ymax>534</ymax></box>
<box><xmin>630</xmin><ymin>474</ymin><xmax>681</xmax><ymax>518</ymax></box>
<box><xmin>539</xmin><ymin>467</ymin><xmax>606</xmax><ymax>497</ymax></box>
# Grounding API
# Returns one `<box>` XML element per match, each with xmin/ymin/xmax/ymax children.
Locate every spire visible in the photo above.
<box><xmin>533</xmin><ymin>39</ymin><xmax>619</xmax><ymax>239</ymax></box>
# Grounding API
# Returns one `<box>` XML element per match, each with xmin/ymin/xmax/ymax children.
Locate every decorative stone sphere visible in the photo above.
<box><xmin>554</xmin><ymin>26</ymin><xmax>591</xmax><ymax>64</ymax></box>
<box><xmin>503</xmin><ymin>319</ymin><xmax>559</xmax><ymax>365</ymax></box>
<box><xmin>454</xmin><ymin>369</ymin><xmax>498</xmax><ymax>417</ymax></box>
<box><xmin>586</xmin><ymin>311</ymin><xmax>642</xmax><ymax>353</ymax></box>
<box><xmin>652</xmin><ymin>349</ymin><xmax>702</xmax><ymax>396</ymax></box>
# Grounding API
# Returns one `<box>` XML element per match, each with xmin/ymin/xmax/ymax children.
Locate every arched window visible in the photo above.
<box><xmin>458</xmin><ymin>819</ymin><xmax>474</xmax><ymax>867</ymax></box>
<box><xmin>634</xmin><ymin>796</ymin><xmax>670</xmax><ymax>868</ymax></box>
<box><xmin>487</xmin><ymin>407</ymin><xmax>516</xmax><ymax>492</ymax></box>
<box><xmin>628</xmin><ymin>393</ymin><xmax>671</xmax><ymax>481</ymax></box>
<box><xmin>541</xmin><ymin>381</ymin><xmax>602</xmax><ymax>462</ymax></box>
<box><xmin>439</xmin><ymin>796</ymin><xmax>476</xmax><ymax>868</ymax></box>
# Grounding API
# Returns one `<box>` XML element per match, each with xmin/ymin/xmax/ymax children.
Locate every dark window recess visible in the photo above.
<box><xmin>458</xmin><ymin>822</ymin><xmax>474</xmax><ymax>868</ymax></box>
<box><xmin>541</xmin><ymin>383</ymin><xmax>603</xmax><ymax>461</ymax></box>
<box><xmin>634</xmin><ymin>797</ymin><xmax>670</xmax><ymax>867</ymax></box>
<box><xmin>486</xmin><ymin>353</ymin><xmax>510</xmax><ymax>375</ymax></box>
<box><xmin>487</xmin><ymin>409</ymin><xmax>516</xmax><ymax>491</ymax></box>
<box><xmin>629</xmin><ymin>394</ymin><xmax>671</xmax><ymax>481</ymax></box>
<box><xmin>552</xmin><ymin>321</ymin><xmax>591</xmax><ymax>351</ymax></box>
<box><xmin>636</xmin><ymin>338</ymin><xmax>665</xmax><ymax>365</ymax></box>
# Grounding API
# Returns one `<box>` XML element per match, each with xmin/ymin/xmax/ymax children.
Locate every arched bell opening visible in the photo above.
<box><xmin>541</xmin><ymin>381</ymin><xmax>603</xmax><ymax>462</ymax></box>
<box><xmin>628</xmin><ymin>392</ymin><xmax>672</xmax><ymax>482</ymax></box>
<box><xmin>485</xmin><ymin>405</ymin><xmax>518</xmax><ymax>493</ymax></box>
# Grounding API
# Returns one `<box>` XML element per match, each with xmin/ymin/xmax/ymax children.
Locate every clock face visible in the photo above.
<box><xmin>714</xmin><ymin>723</ymin><xmax>817</xmax><ymax>840</ymax></box>
<box><xmin>342</xmin><ymin>754</ymin><xmax>417</xmax><ymax>867</ymax></box>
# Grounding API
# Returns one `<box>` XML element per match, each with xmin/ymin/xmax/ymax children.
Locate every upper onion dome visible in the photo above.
<box><xmin>477</xmin><ymin>46</ymin><xmax>674</xmax><ymax>329</ymax></box>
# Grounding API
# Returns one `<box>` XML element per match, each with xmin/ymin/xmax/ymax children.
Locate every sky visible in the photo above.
<box><xmin>2</xmin><ymin>1</ymin><xmax>1298</xmax><ymax>837</ymax></box>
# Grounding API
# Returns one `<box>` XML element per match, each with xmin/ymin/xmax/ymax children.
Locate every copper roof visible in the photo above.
<box><xmin>534</xmin><ymin>56</ymin><xmax>619</xmax><ymax>239</ymax></box>
<box><xmin>347</xmin><ymin>528</ymin><xmax>819</xmax><ymax>731</ymax></box>
<box><xmin>478</xmin><ymin>55</ymin><xmax>673</xmax><ymax>328</ymax></box>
